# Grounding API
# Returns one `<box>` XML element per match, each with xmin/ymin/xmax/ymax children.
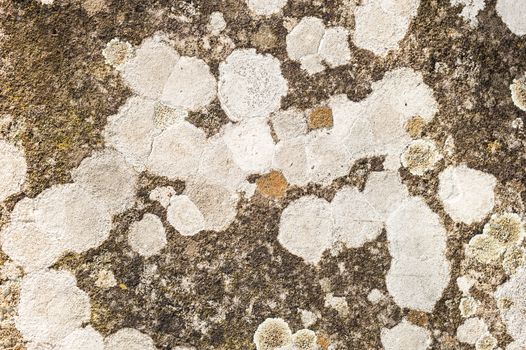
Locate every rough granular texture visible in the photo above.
<box><xmin>1</xmin><ymin>0</ymin><xmax>526</xmax><ymax>349</ymax></box>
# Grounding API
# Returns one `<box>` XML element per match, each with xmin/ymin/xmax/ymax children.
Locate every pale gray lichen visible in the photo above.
<box><xmin>102</xmin><ymin>38</ymin><xmax>134</xmax><ymax>70</ymax></box>
<box><xmin>510</xmin><ymin>76</ymin><xmax>526</xmax><ymax>111</ymax></box>
<box><xmin>292</xmin><ymin>329</ymin><xmax>318</xmax><ymax>350</ymax></box>
<box><xmin>400</xmin><ymin>139</ymin><xmax>442</xmax><ymax>176</ymax></box>
<box><xmin>253</xmin><ymin>318</ymin><xmax>293</xmax><ymax>350</ymax></box>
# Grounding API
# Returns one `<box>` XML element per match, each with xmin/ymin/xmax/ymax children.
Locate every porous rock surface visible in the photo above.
<box><xmin>1</xmin><ymin>0</ymin><xmax>526</xmax><ymax>349</ymax></box>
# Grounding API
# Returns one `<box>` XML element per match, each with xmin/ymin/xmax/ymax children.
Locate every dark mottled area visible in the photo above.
<box><xmin>2</xmin><ymin>0</ymin><xmax>526</xmax><ymax>348</ymax></box>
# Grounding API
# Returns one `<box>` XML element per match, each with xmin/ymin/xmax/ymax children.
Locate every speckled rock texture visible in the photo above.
<box><xmin>1</xmin><ymin>0</ymin><xmax>526</xmax><ymax>349</ymax></box>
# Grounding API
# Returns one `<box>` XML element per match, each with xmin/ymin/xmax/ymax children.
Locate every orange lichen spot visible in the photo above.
<box><xmin>256</xmin><ymin>170</ymin><xmax>288</xmax><ymax>199</ymax></box>
<box><xmin>308</xmin><ymin>106</ymin><xmax>333</xmax><ymax>130</ymax></box>
<box><xmin>118</xmin><ymin>283</ymin><xmax>128</xmax><ymax>290</ymax></box>
<box><xmin>316</xmin><ymin>334</ymin><xmax>330</xmax><ymax>350</ymax></box>
<box><xmin>405</xmin><ymin>115</ymin><xmax>426</xmax><ymax>138</ymax></box>
<box><xmin>406</xmin><ymin>310</ymin><xmax>429</xmax><ymax>327</ymax></box>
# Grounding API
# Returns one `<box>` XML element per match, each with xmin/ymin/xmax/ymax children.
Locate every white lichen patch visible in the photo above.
<box><xmin>166</xmin><ymin>195</ymin><xmax>205</xmax><ymax>236</ymax></box>
<box><xmin>325</xmin><ymin>68</ymin><xmax>438</xmax><ymax>172</ymax></box>
<box><xmin>270</xmin><ymin>108</ymin><xmax>307</xmax><ymax>141</ymax></box>
<box><xmin>208</xmin><ymin>12</ymin><xmax>226</xmax><ymax>35</ymax></box>
<box><xmin>438</xmin><ymin>165</ymin><xmax>496</xmax><ymax>224</ymax></box>
<box><xmin>353</xmin><ymin>0</ymin><xmax>421</xmax><ymax>56</ymax></box>
<box><xmin>450</xmin><ymin>0</ymin><xmax>486</xmax><ymax>27</ymax></box>
<box><xmin>278</xmin><ymin>171</ymin><xmax>413</xmax><ymax>261</ymax></box>
<box><xmin>385</xmin><ymin>197</ymin><xmax>450</xmax><ymax>312</ymax></box>
<box><xmin>128</xmin><ymin>213</ymin><xmax>167</xmax><ymax>257</ymax></box>
<box><xmin>381</xmin><ymin>320</ymin><xmax>431</xmax><ymax>350</ymax></box>
<box><xmin>495</xmin><ymin>266</ymin><xmax>526</xmax><ymax>347</ymax></box>
<box><xmin>496</xmin><ymin>0</ymin><xmax>526</xmax><ymax>36</ymax></box>
<box><xmin>367</xmin><ymin>289</ymin><xmax>385</xmax><ymax>304</ymax></box>
<box><xmin>331</xmin><ymin>186</ymin><xmax>384</xmax><ymax>248</ymax></box>
<box><xmin>71</xmin><ymin>149</ymin><xmax>138</xmax><ymax>215</ymax></box>
<box><xmin>0</xmin><ymin>140</ymin><xmax>27</xmax><ymax>202</ymax></box>
<box><xmin>147</xmin><ymin>120</ymin><xmax>207</xmax><ymax>181</ymax></box>
<box><xmin>102</xmin><ymin>38</ymin><xmax>133</xmax><ymax>70</ymax></box>
<box><xmin>286</xmin><ymin>17</ymin><xmax>325</xmax><ymax>63</ymax></box>
<box><xmin>104</xmin><ymin>96</ymin><xmax>158</xmax><ymax>170</ymax></box>
<box><xmin>161</xmin><ymin>57</ymin><xmax>216</xmax><ymax>111</ymax></box>
<box><xmin>222</xmin><ymin>118</ymin><xmax>275</xmax><ymax>173</ymax></box>
<box><xmin>16</xmin><ymin>270</ymin><xmax>91</xmax><ymax>345</ymax></box>
<box><xmin>54</xmin><ymin>326</ymin><xmax>104</xmax><ymax>350</ymax></box>
<box><xmin>331</xmin><ymin>171</ymin><xmax>409</xmax><ymax>248</ymax></box>
<box><xmin>286</xmin><ymin>17</ymin><xmax>350</xmax><ymax>74</ymax></box>
<box><xmin>246</xmin><ymin>0</ymin><xmax>287</xmax><ymax>16</ymax></box>
<box><xmin>510</xmin><ymin>76</ymin><xmax>526</xmax><ymax>111</ymax></box>
<box><xmin>273</xmin><ymin>137</ymin><xmax>310</xmax><ymax>186</ymax></box>
<box><xmin>121</xmin><ymin>36</ymin><xmax>180</xmax><ymax>99</ymax></box>
<box><xmin>149</xmin><ymin>186</ymin><xmax>176</xmax><ymax>208</ymax></box>
<box><xmin>456</xmin><ymin>317</ymin><xmax>489</xmax><ymax>345</ymax></box>
<box><xmin>218</xmin><ymin>49</ymin><xmax>288</xmax><ymax>121</ymax></box>
<box><xmin>104</xmin><ymin>328</ymin><xmax>157</xmax><ymax>350</ymax></box>
<box><xmin>2</xmin><ymin>183</ymin><xmax>111</xmax><ymax>269</ymax></box>
<box><xmin>184</xmin><ymin>178</ymin><xmax>238</xmax><ymax>232</ymax></box>
<box><xmin>318</xmin><ymin>27</ymin><xmax>351</xmax><ymax>68</ymax></box>
<box><xmin>482</xmin><ymin>213</ymin><xmax>525</xmax><ymax>247</ymax></box>
<box><xmin>401</xmin><ymin>139</ymin><xmax>442</xmax><ymax>175</ymax></box>
<box><xmin>95</xmin><ymin>269</ymin><xmax>117</xmax><ymax>289</ymax></box>
<box><xmin>253</xmin><ymin>318</ymin><xmax>293</xmax><ymax>350</ymax></box>
<box><xmin>278</xmin><ymin>196</ymin><xmax>333</xmax><ymax>264</ymax></box>
<box><xmin>1</xmin><ymin>220</ymin><xmax>62</xmax><ymax>272</ymax></box>
<box><xmin>292</xmin><ymin>329</ymin><xmax>317</xmax><ymax>350</ymax></box>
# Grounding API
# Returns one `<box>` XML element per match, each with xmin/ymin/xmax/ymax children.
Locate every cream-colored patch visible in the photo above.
<box><xmin>246</xmin><ymin>0</ymin><xmax>287</xmax><ymax>16</ymax></box>
<box><xmin>218</xmin><ymin>49</ymin><xmax>288</xmax><ymax>121</ymax></box>
<box><xmin>54</xmin><ymin>326</ymin><xmax>104</xmax><ymax>350</ymax></box>
<box><xmin>450</xmin><ymin>0</ymin><xmax>486</xmax><ymax>27</ymax></box>
<box><xmin>438</xmin><ymin>165</ymin><xmax>496</xmax><ymax>224</ymax></box>
<box><xmin>496</xmin><ymin>0</ymin><xmax>526</xmax><ymax>36</ymax></box>
<box><xmin>16</xmin><ymin>270</ymin><xmax>91</xmax><ymax>345</ymax></box>
<box><xmin>166</xmin><ymin>195</ymin><xmax>206</xmax><ymax>236</ymax></box>
<box><xmin>0</xmin><ymin>140</ymin><xmax>27</xmax><ymax>202</ymax></box>
<box><xmin>253</xmin><ymin>318</ymin><xmax>293</xmax><ymax>350</ymax></box>
<box><xmin>381</xmin><ymin>320</ymin><xmax>431</xmax><ymax>350</ymax></box>
<box><xmin>104</xmin><ymin>328</ymin><xmax>157</xmax><ymax>350</ymax></box>
<box><xmin>353</xmin><ymin>0</ymin><xmax>421</xmax><ymax>56</ymax></box>
<box><xmin>128</xmin><ymin>213</ymin><xmax>167</xmax><ymax>257</ymax></box>
<box><xmin>385</xmin><ymin>197</ymin><xmax>450</xmax><ymax>312</ymax></box>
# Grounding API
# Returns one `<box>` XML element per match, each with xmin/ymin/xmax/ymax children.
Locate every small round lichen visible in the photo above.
<box><xmin>400</xmin><ymin>139</ymin><xmax>442</xmax><ymax>176</ymax></box>
<box><xmin>482</xmin><ymin>213</ymin><xmax>525</xmax><ymax>247</ymax></box>
<box><xmin>502</xmin><ymin>246</ymin><xmax>526</xmax><ymax>275</ymax></box>
<box><xmin>102</xmin><ymin>38</ymin><xmax>134</xmax><ymax>70</ymax></box>
<box><xmin>467</xmin><ymin>234</ymin><xmax>506</xmax><ymax>264</ymax></box>
<box><xmin>475</xmin><ymin>333</ymin><xmax>498</xmax><ymax>350</ymax></box>
<box><xmin>253</xmin><ymin>318</ymin><xmax>293</xmax><ymax>350</ymax></box>
<box><xmin>510</xmin><ymin>76</ymin><xmax>526</xmax><ymax>112</ymax></box>
<box><xmin>459</xmin><ymin>296</ymin><xmax>479</xmax><ymax>318</ymax></box>
<box><xmin>292</xmin><ymin>329</ymin><xmax>318</xmax><ymax>350</ymax></box>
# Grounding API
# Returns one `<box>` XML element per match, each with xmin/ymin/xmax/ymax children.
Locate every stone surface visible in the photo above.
<box><xmin>2</xmin><ymin>0</ymin><xmax>526</xmax><ymax>349</ymax></box>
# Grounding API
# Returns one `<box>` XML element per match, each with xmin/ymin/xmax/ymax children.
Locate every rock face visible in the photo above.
<box><xmin>1</xmin><ymin>0</ymin><xmax>526</xmax><ymax>349</ymax></box>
